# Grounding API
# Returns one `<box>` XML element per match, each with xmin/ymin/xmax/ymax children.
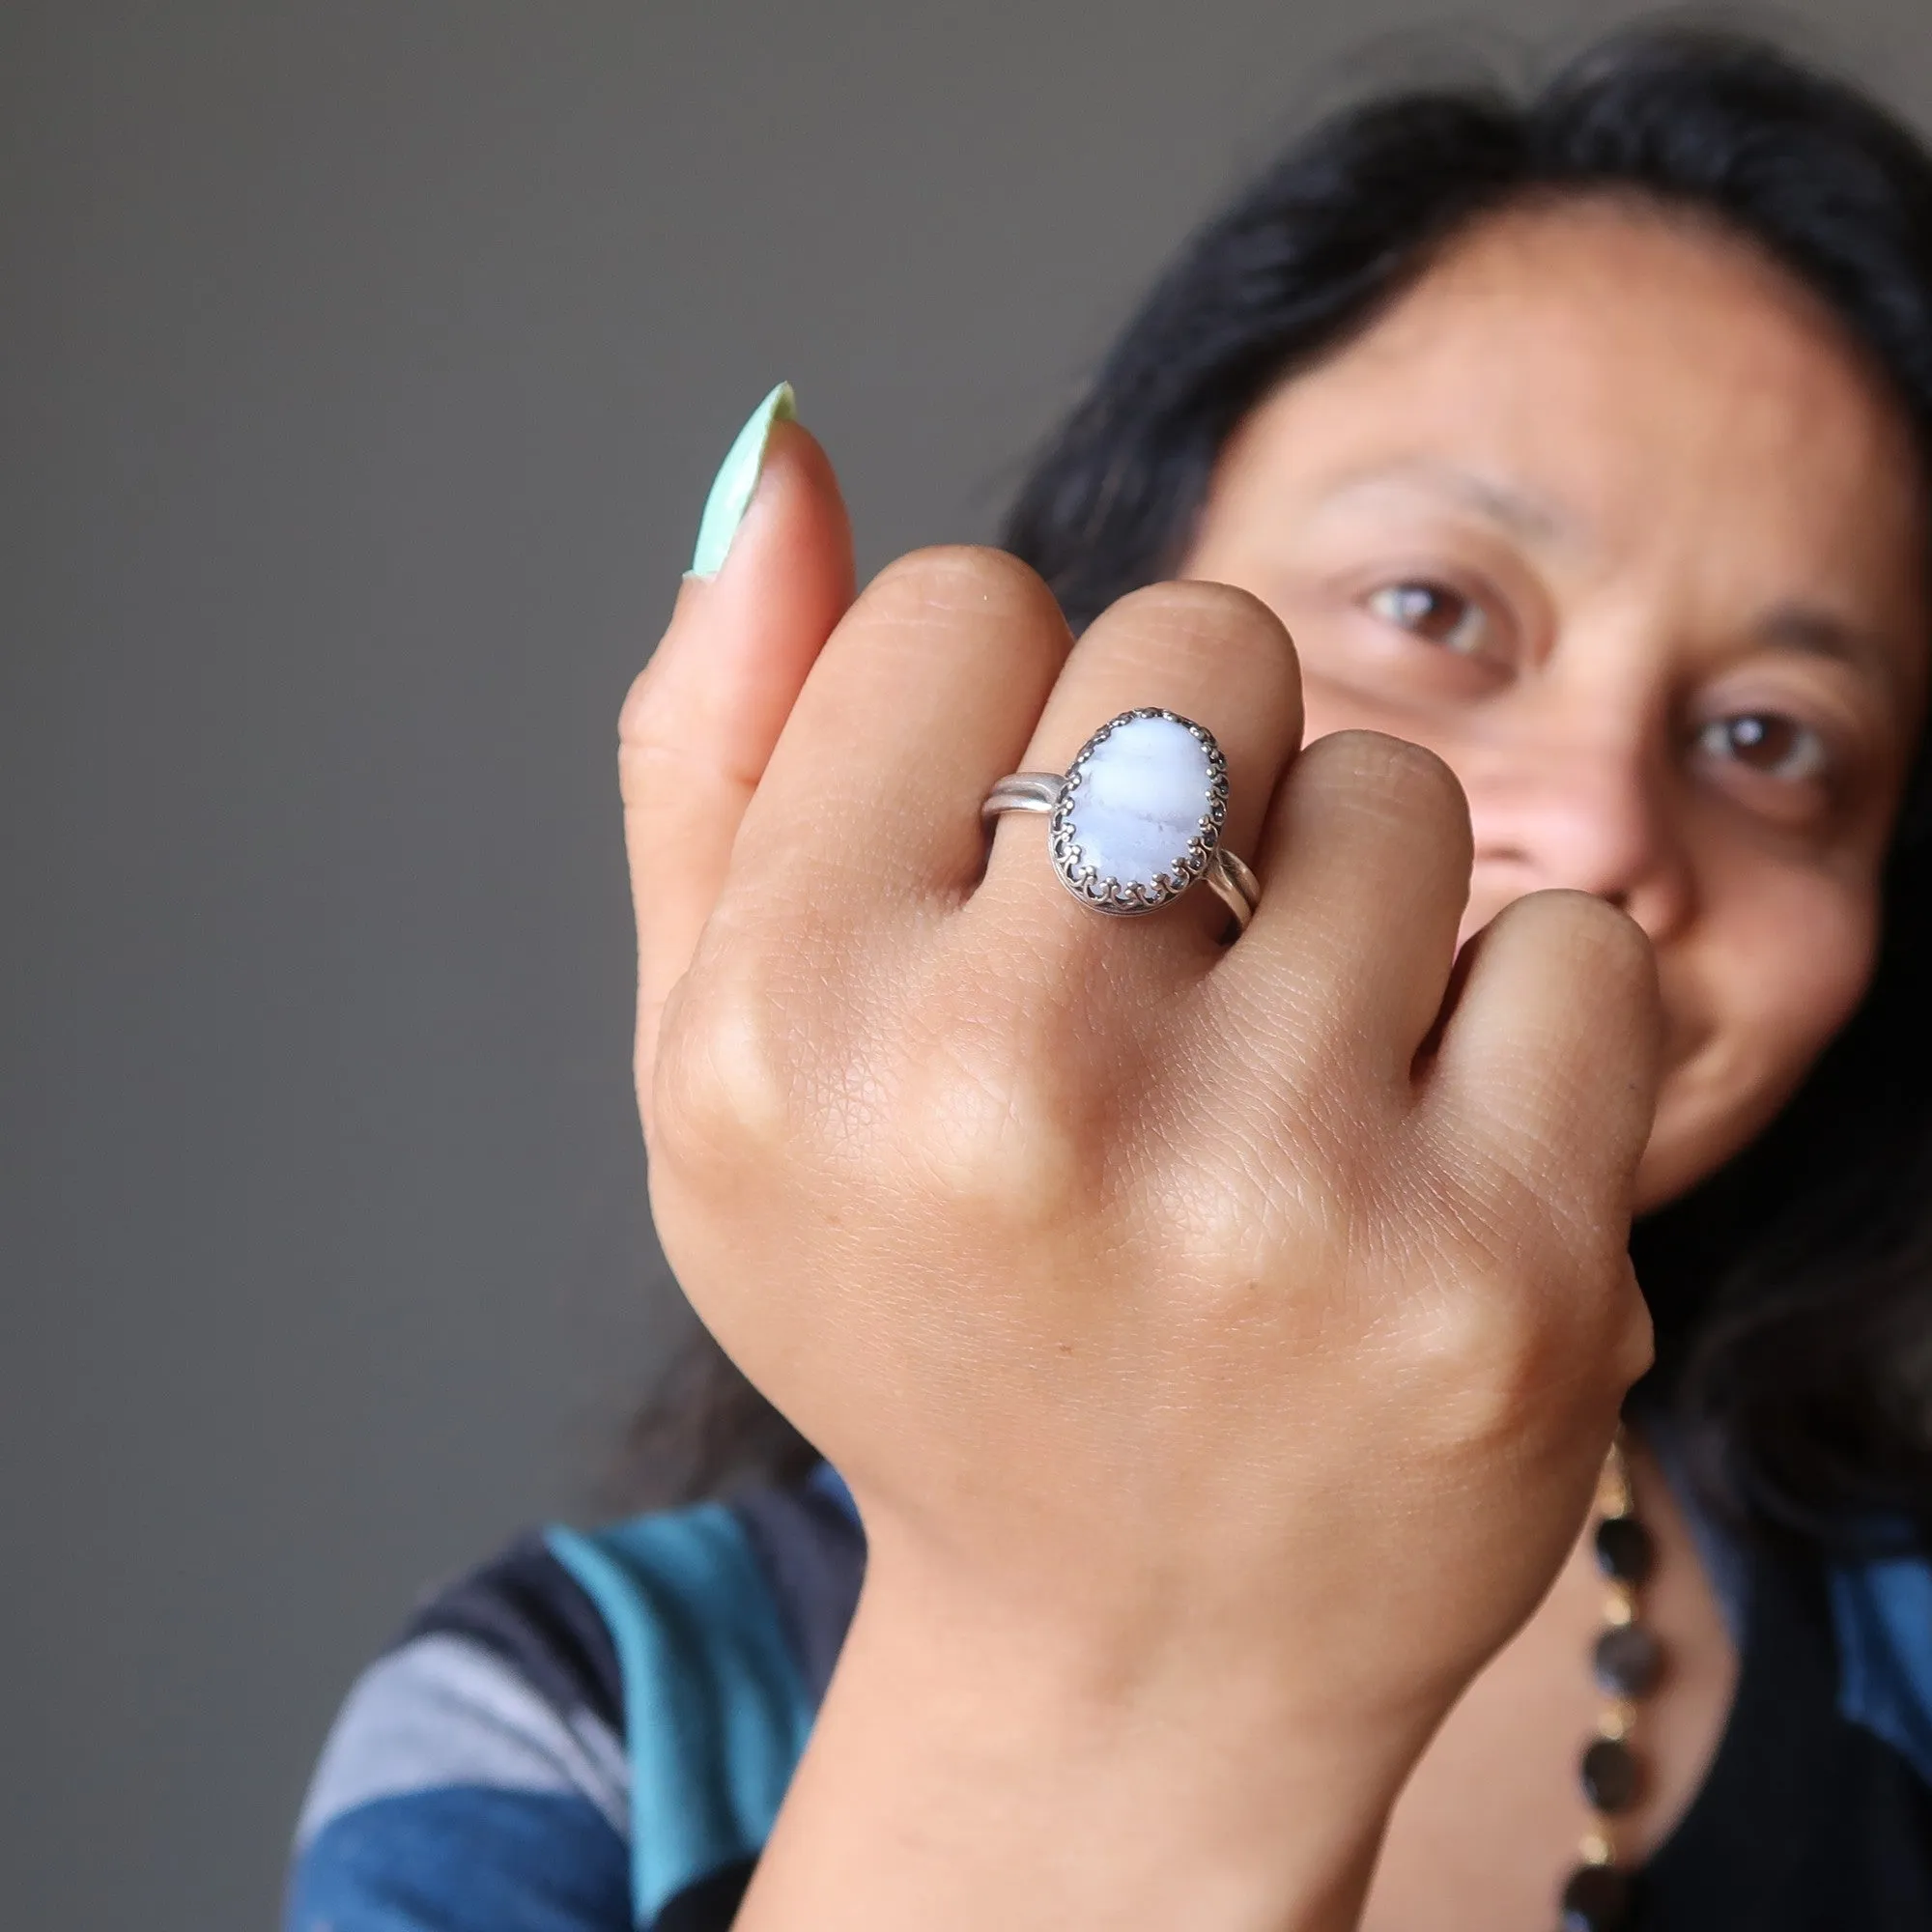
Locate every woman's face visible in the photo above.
<box><xmin>1185</xmin><ymin>198</ymin><xmax>1928</xmax><ymax>1210</ymax></box>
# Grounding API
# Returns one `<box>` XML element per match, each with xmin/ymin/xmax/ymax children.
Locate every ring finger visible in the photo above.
<box><xmin>969</xmin><ymin>579</ymin><xmax>1304</xmax><ymax>971</ymax></box>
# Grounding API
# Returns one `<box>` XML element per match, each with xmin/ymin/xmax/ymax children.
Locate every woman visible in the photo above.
<box><xmin>288</xmin><ymin>26</ymin><xmax>1932</xmax><ymax>1932</ymax></box>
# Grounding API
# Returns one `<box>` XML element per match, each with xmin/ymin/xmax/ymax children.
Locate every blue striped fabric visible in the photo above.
<box><xmin>288</xmin><ymin>1469</ymin><xmax>1932</xmax><ymax>1930</ymax></box>
<box><xmin>286</xmin><ymin>1619</ymin><xmax>633</xmax><ymax>1931</ymax></box>
<box><xmin>290</xmin><ymin>1787</ymin><xmax>630</xmax><ymax>1932</ymax></box>
<box><xmin>545</xmin><ymin>1509</ymin><xmax>814</xmax><ymax>1925</ymax></box>
<box><xmin>286</xmin><ymin>1500</ymin><xmax>832</xmax><ymax>1931</ymax></box>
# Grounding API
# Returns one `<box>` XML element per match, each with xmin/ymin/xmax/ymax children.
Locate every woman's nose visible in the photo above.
<box><xmin>1463</xmin><ymin>735</ymin><xmax>1694</xmax><ymax>943</ymax></box>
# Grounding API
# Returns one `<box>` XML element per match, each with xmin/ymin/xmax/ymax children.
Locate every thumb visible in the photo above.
<box><xmin>620</xmin><ymin>384</ymin><xmax>855</xmax><ymax>1144</ymax></box>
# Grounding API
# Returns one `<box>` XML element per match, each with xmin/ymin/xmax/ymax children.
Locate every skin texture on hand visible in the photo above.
<box><xmin>622</xmin><ymin>412</ymin><xmax>1662</xmax><ymax>1930</ymax></box>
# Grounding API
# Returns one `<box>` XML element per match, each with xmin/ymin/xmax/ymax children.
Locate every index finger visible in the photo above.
<box><xmin>621</xmin><ymin>414</ymin><xmax>854</xmax><ymax>1140</ymax></box>
<box><xmin>719</xmin><ymin>546</ymin><xmax>1073</xmax><ymax>923</ymax></box>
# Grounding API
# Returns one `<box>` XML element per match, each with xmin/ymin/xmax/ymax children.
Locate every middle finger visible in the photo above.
<box><xmin>969</xmin><ymin>579</ymin><xmax>1304</xmax><ymax>971</ymax></box>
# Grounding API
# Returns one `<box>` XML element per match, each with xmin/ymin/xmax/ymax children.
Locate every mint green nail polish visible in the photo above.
<box><xmin>689</xmin><ymin>381</ymin><xmax>796</xmax><ymax>579</ymax></box>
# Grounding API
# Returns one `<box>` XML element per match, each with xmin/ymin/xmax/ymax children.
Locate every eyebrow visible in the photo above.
<box><xmin>1319</xmin><ymin>460</ymin><xmax>1575</xmax><ymax>544</ymax></box>
<box><xmin>1757</xmin><ymin>604</ymin><xmax>1907</xmax><ymax>692</ymax></box>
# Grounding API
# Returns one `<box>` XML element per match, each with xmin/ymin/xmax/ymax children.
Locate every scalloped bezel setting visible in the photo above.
<box><xmin>1047</xmin><ymin>708</ymin><xmax>1230</xmax><ymax>915</ymax></box>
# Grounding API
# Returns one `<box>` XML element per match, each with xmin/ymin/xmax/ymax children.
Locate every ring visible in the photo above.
<box><xmin>981</xmin><ymin>708</ymin><xmax>1261</xmax><ymax>934</ymax></box>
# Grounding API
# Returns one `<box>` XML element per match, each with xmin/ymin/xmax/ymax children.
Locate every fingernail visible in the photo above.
<box><xmin>689</xmin><ymin>381</ymin><xmax>796</xmax><ymax>580</ymax></box>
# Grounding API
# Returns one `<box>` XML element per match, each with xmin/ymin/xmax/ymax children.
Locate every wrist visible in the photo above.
<box><xmin>737</xmin><ymin>1543</ymin><xmax>1428</xmax><ymax>1932</ymax></box>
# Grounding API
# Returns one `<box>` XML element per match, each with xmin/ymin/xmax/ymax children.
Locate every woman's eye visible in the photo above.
<box><xmin>1693</xmin><ymin>713</ymin><xmax>1830</xmax><ymax>783</ymax></box>
<box><xmin>1365</xmin><ymin>581</ymin><xmax>1492</xmax><ymax>654</ymax></box>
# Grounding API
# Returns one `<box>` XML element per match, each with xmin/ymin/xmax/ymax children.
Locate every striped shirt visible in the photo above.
<box><xmin>288</xmin><ymin>1464</ymin><xmax>1932</xmax><ymax>1928</ymax></box>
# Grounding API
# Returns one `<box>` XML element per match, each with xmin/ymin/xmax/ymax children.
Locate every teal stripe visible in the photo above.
<box><xmin>546</xmin><ymin>1509</ymin><xmax>814</xmax><ymax>1927</ymax></box>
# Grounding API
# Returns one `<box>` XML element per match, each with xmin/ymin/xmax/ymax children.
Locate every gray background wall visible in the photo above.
<box><xmin>6</xmin><ymin>3</ymin><xmax>1928</xmax><ymax>1926</ymax></box>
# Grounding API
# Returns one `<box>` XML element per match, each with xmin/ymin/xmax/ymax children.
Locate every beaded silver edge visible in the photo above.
<box><xmin>1048</xmin><ymin>707</ymin><xmax>1229</xmax><ymax>915</ymax></box>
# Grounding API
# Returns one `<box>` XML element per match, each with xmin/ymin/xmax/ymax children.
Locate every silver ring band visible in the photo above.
<box><xmin>981</xmin><ymin>708</ymin><xmax>1261</xmax><ymax>935</ymax></box>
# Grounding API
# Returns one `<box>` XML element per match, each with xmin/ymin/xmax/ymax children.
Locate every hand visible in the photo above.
<box><xmin>621</xmin><ymin>419</ymin><xmax>1662</xmax><ymax>1929</ymax></box>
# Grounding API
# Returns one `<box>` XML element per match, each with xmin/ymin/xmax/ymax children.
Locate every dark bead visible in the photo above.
<box><xmin>1594</xmin><ymin>1514</ymin><xmax>1655</xmax><ymax>1585</ymax></box>
<box><xmin>1594</xmin><ymin>1622</ymin><xmax>1662</xmax><ymax>1698</ymax></box>
<box><xmin>1580</xmin><ymin>1736</ymin><xmax>1640</xmax><ymax>1812</ymax></box>
<box><xmin>1561</xmin><ymin>1861</ymin><xmax>1634</xmax><ymax>1931</ymax></box>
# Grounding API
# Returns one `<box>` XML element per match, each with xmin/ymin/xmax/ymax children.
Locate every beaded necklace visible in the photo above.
<box><xmin>1558</xmin><ymin>1430</ymin><xmax>1661</xmax><ymax>1932</ymax></box>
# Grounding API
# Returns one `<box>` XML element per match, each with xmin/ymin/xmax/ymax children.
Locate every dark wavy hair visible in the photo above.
<box><xmin>626</xmin><ymin>23</ymin><xmax>1932</xmax><ymax>1552</ymax></box>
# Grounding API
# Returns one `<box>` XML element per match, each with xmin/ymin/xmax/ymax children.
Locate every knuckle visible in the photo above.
<box><xmin>616</xmin><ymin>662</ymin><xmax>654</xmax><ymax>743</ymax></box>
<box><xmin>1130</xmin><ymin>576</ymin><xmax>1277</xmax><ymax>620</ymax></box>
<box><xmin>898</xmin><ymin>999</ymin><xmax>1098</xmax><ymax>1230</ymax></box>
<box><xmin>616</xmin><ymin>661</ymin><xmax>672</xmax><ymax>779</ymax></box>
<box><xmin>651</xmin><ymin>955</ymin><xmax>801</xmax><ymax>1175</ymax></box>
<box><xmin>1405</xmin><ymin>1278</ymin><xmax>1538</xmax><ymax>1402</ymax></box>
<box><xmin>1105</xmin><ymin>578</ymin><xmax>1294</xmax><ymax>649</ymax></box>
<box><xmin>1492</xmin><ymin>889</ymin><xmax>1662</xmax><ymax>1022</ymax></box>
<box><xmin>1503</xmin><ymin>885</ymin><xmax>1642</xmax><ymax>952</ymax></box>
<box><xmin>1087</xmin><ymin>579</ymin><xmax>1302</xmax><ymax>710</ymax></box>
<box><xmin>1394</xmin><ymin>1183</ymin><xmax>1637</xmax><ymax>1449</ymax></box>
<box><xmin>1404</xmin><ymin>1288</ymin><xmax>1576</xmax><ymax>1450</ymax></box>
<box><xmin>617</xmin><ymin>655</ymin><xmax>710</xmax><ymax>820</ymax></box>
<box><xmin>1308</xmin><ymin>730</ymin><xmax>1472</xmax><ymax>842</ymax></box>
<box><xmin>1557</xmin><ymin>890</ymin><xmax>1658</xmax><ymax>989</ymax></box>
<box><xmin>1613</xmin><ymin>1285</ymin><xmax>1658</xmax><ymax>1387</ymax></box>
<box><xmin>861</xmin><ymin>544</ymin><xmax>1061</xmax><ymax>633</ymax></box>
